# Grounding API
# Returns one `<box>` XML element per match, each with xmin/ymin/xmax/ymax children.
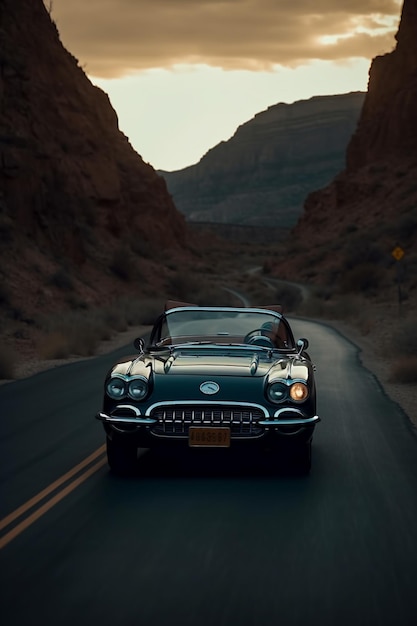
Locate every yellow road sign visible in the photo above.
<box><xmin>392</xmin><ymin>246</ymin><xmax>405</xmax><ymax>261</ymax></box>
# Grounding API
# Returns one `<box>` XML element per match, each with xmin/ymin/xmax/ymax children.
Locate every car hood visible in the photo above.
<box><xmin>111</xmin><ymin>349</ymin><xmax>310</xmax><ymax>381</ymax></box>
<box><xmin>153</xmin><ymin>352</ymin><xmax>276</xmax><ymax>377</ymax></box>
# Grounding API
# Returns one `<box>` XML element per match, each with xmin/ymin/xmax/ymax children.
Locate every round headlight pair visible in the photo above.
<box><xmin>267</xmin><ymin>382</ymin><xmax>288</xmax><ymax>403</ymax></box>
<box><xmin>289</xmin><ymin>382</ymin><xmax>309</xmax><ymax>402</ymax></box>
<box><xmin>106</xmin><ymin>376</ymin><xmax>148</xmax><ymax>400</ymax></box>
<box><xmin>267</xmin><ymin>381</ymin><xmax>309</xmax><ymax>403</ymax></box>
<box><xmin>127</xmin><ymin>378</ymin><xmax>148</xmax><ymax>400</ymax></box>
<box><xmin>106</xmin><ymin>377</ymin><xmax>126</xmax><ymax>399</ymax></box>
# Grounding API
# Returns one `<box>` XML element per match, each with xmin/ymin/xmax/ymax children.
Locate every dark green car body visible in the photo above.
<box><xmin>96</xmin><ymin>304</ymin><xmax>320</xmax><ymax>474</ymax></box>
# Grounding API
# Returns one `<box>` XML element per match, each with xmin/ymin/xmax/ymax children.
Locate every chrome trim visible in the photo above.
<box><xmin>266</xmin><ymin>378</ymin><xmax>310</xmax><ymax>403</ymax></box>
<box><xmin>164</xmin><ymin>344</ymin><xmax>287</xmax><ymax>354</ymax></box>
<box><xmin>117</xmin><ymin>404</ymin><xmax>142</xmax><ymax>415</ymax></box>
<box><xmin>96</xmin><ymin>404</ymin><xmax>157</xmax><ymax>425</ymax></box>
<box><xmin>166</xmin><ymin>306</ymin><xmax>283</xmax><ymax>318</ymax></box>
<box><xmin>148</xmin><ymin>401</ymin><xmax>267</xmax><ymax>439</ymax></box>
<box><xmin>145</xmin><ymin>400</ymin><xmax>269</xmax><ymax>417</ymax></box>
<box><xmin>250</xmin><ymin>353</ymin><xmax>259</xmax><ymax>375</ymax></box>
<box><xmin>164</xmin><ymin>355</ymin><xmax>176</xmax><ymax>373</ymax></box>
<box><xmin>268</xmin><ymin>377</ymin><xmax>308</xmax><ymax>387</ymax></box>
<box><xmin>109</xmin><ymin>373</ymin><xmax>148</xmax><ymax>382</ymax></box>
<box><xmin>149</xmin><ymin>431</ymin><xmax>264</xmax><ymax>441</ymax></box>
<box><xmin>200</xmin><ymin>381</ymin><xmax>220</xmax><ymax>395</ymax></box>
<box><xmin>127</xmin><ymin>357</ymin><xmax>144</xmax><ymax>376</ymax></box>
<box><xmin>106</xmin><ymin>374</ymin><xmax>149</xmax><ymax>401</ymax></box>
<box><xmin>259</xmin><ymin>407</ymin><xmax>320</xmax><ymax>426</ymax></box>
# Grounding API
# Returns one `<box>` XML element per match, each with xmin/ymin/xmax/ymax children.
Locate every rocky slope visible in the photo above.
<box><xmin>0</xmin><ymin>0</ymin><xmax>188</xmax><ymax>325</ymax></box>
<box><xmin>272</xmin><ymin>0</ymin><xmax>416</xmax><ymax>301</ymax></box>
<box><xmin>161</xmin><ymin>92</ymin><xmax>365</xmax><ymax>227</ymax></box>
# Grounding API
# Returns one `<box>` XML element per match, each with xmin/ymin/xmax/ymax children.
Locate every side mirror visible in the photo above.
<box><xmin>134</xmin><ymin>337</ymin><xmax>145</xmax><ymax>353</ymax></box>
<box><xmin>297</xmin><ymin>338</ymin><xmax>309</xmax><ymax>354</ymax></box>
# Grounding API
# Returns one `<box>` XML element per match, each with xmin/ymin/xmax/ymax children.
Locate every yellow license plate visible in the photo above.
<box><xmin>189</xmin><ymin>427</ymin><xmax>231</xmax><ymax>447</ymax></box>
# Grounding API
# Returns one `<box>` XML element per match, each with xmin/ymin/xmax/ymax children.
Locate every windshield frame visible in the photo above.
<box><xmin>149</xmin><ymin>306</ymin><xmax>295</xmax><ymax>351</ymax></box>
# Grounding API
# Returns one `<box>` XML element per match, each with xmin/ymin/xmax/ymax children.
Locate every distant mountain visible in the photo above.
<box><xmin>160</xmin><ymin>92</ymin><xmax>365</xmax><ymax>227</ymax></box>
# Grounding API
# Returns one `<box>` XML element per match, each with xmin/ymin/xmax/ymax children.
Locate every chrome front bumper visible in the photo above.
<box><xmin>96</xmin><ymin>403</ymin><xmax>320</xmax><ymax>428</ymax></box>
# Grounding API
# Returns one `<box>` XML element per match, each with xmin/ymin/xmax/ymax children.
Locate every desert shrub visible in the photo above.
<box><xmin>274</xmin><ymin>283</ymin><xmax>303</xmax><ymax>313</ymax></box>
<box><xmin>350</xmin><ymin>234</ymin><xmax>384</xmax><ymax>261</ymax></box>
<box><xmin>339</xmin><ymin>263</ymin><xmax>384</xmax><ymax>294</ymax></box>
<box><xmin>38</xmin><ymin>331</ymin><xmax>72</xmax><ymax>359</ymax></box>
<box><xmin>345</xmin><ymin>224</ymin><xmax>358</xmax><ymax>234</ymax></box>
<box><xmin>129</xmin><ymin>236</ymin><xmax>155</xmax><ymax>259</ymax></box>
<box><xmin>166</xmin><ymin>271</ymin><xmax>202</xmax><ymax>301</ymax></box>
<box><xmin>101</xmin><ymin>307</ymin><xmax>128</xmax><ymax>334</ymax></box>
<box><xmin>395</xmin><ymin>215</ymin><xmax>417</xmax><ymax>242</ymax></box>
<box><xmin>0</xmin><ymin>347</ymin><xmax>17</xmax><ymax>379</ymax></box>
<box><xmin>49</xmin><ymin>268</ymin><xmax>74</xmax><ymax>290</ymax></box>
<box><xmin>66</xmin><ymin>294</ymin><xmax>88</xmax><ymax>310</ymax></box>
<box><xmin>67</xmin><ymin>321</ymin><xmax>100</xmax><ymax>356</ymax></box>
<box><xmin>37</xmin><ymin>312</ymin><xmax>102</xmax><ymax>358</ymax></box>
<box><xmin>311</xmin><ymin>285</ymin><xmax>333</xmax><ymax>301</ymax></box>
<box><xmin>299</xmin><ymin>295</ymin><xmax>328</xmax><ymax>318</ymax></box>
<box><xmin>301</xmin><ymin>293</ymin><xmax>367</xmax><ymax>322</ymax></box>
<box><xmin>389</xmin><ymin>356</ymin><xmax>417</xmax><ymax>384</ymax></box>
<box><xmin>36</xmin><ymin>297</ymin><xmax>164</xmax><ymax>362</ymax></box>
<box><xmin>129</xmin><ymin>298</ymin><xmax>164</xmax><ymax>325</ymax></box>
<box><xmin>391</xmin><ymin>319</ymin><xmax>417</xmax><ymax>355</ymax></box>
<box><xmin>110</xmin><ymin>248</ymin><xmax>136</xmax><ymax>282</ymax></box>
<box><xmin>343</xmin><ymin>237</ymin><xmax>385</xmax><ymax>270</ymax></box>
<box><xmin>0</xmin><ymin>215</ymin><xmax>13</xmax><ymax>243</ymax></box>
<box><xmin>0</xmin><ymin>283</ymin><xmax>11</xmax><ymax>307</ymax></box>
<box><xmin>369</xmin><ymin>164</ymin><xmax>387</xmax><ymax>175</ymax></box>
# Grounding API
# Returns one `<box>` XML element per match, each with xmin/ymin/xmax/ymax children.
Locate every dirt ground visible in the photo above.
<box><xmin>323</xmin><ymin>318</ymin><xmax>417</xmax><ymax>430</ymax></box>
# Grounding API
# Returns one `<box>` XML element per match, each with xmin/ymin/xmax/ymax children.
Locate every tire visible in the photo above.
<box><xmin>106</xmin><ymin>435</ymin><xmax>138</xmax><ymax>476</ymax></box>
<box><xmin>294</xmin><ymin>440</ymin><xmax>312</xmax><ymax>475</ymax></box>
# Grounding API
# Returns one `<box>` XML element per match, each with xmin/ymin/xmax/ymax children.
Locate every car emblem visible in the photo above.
<box><xmin>200</xmin><ymin>381</ymin><xmax>220</xmax><ymax>395</ymax></box>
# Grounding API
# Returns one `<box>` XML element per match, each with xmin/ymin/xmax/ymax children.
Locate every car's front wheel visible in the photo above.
<box><xmin>106</xmin><ymin>435</ymin><xmax>138</xmax><ymax>476</ymax></box>
<box><xmin>277</xmin><ymin>440</ymin><xmax>312</xmax><ymax>475</ymax></box>
<box><xmin>293</xmin><ymin>440</ymin><xmax>312</xmax><ymax>475</ymax></box>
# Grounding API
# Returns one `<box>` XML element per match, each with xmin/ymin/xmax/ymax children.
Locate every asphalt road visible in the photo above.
<box><xmin>1</xmin><ymin>319</ymin><xmax>417</xmax><ymax>626</ymax></box>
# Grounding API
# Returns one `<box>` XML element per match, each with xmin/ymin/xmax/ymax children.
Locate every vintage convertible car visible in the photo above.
<box><xmin>96</xmin><ymin>302</ymin><xmax>320</xmax><ymax>475</ymax></box>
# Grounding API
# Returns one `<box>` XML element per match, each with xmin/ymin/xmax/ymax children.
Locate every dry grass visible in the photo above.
<box><xmin>387</xmin><ymin>318</ymin><xmax>417</xmax><ymax>383</ymax></box>
<box><xmin>391</xmin><ymin>318</ymin><xmax>417</xmax><ymax>355</ymax></box>
<box><xmin>389</xmin><ymin>356</ymin><xmax>417</xmax><ymax>383</ymax></box>
<box><xmin>34</xmin><ymin>297</ymin><xmax>166</xmax><ymax>361</ymax></box>
<box><xmin>0</xmin><ymin>346</ymin><xmax>17</xmax><ymax>379</ymax></box>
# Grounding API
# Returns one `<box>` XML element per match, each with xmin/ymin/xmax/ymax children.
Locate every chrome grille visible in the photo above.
<box><xmin>150</xmin><ymin>405</ymin><xmax>264</xmax><ymax>438</ymax></box>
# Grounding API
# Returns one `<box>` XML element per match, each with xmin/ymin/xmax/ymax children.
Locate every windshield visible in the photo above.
<box><xmin>156</xmin><ymin>308</ymin><xmax>294</xmax><ymax>349</ymax></box>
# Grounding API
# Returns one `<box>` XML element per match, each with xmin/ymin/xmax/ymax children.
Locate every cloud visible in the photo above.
<box><xmin>49</xmin><ymin>0</ymin><xmax>403</xmax><ymax>78</ymax></box>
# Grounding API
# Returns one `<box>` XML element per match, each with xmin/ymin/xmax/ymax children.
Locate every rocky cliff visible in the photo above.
<box><xmin>276</xmin><ymin>0</ymin><xmax>417</xmax><ymax>296</ymax></box>
<box><xmin>161</xmin><ymin>92</ymin><xmax>365</xmax><ymax>227</ymax></box>
<box><xmin>0</xmin><ymin>0</ymin><xmax>188</xmax><ymax>322</ymax></box>
<box><xmin>347</xmin><ymin>0</ymin><xmax>417</xmax><ymax>171</ymax></box>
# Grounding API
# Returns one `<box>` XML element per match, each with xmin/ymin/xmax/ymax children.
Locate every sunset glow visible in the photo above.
<box><xmin>48</xmin><ymin>0</ymin><xmax>403</xmax><ymax>170</ymax></box>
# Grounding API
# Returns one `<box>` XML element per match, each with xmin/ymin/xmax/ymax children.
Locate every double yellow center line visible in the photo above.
<box><xmin>0</xmin><ymin>445</ymin><xmax>107</xmax><ymax>550</ymax></box>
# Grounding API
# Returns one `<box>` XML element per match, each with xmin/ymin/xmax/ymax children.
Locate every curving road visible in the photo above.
<box><xmin>1</xmin><ymin>320</ymin><xmax>417</xmax><ymax>626</ymax></box>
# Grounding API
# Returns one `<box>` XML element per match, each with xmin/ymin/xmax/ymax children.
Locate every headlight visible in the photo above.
<box><xmin>289</xmin><ymin>382</ymin><xmax>309</xmax><ymax>402</ymax></box>
<box><xmin>128</xmin><ymin>377</ymin><xmax>148</xmax><ymax>400</ymax></box>
<box><xmin>267</xmin><ymin>382</ymin><xmax>288</xmax><ymax>403</ymax></box>
<box><xmin>106</xmin><ymin>377</ymin><xmax>126</xmax><ymax>399</ymax></box>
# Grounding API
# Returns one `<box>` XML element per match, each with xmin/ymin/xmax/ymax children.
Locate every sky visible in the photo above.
<box><xmin>48</xmin><ymin>0</ymin><xmax>403</xmax><ymax>171</ymax></box>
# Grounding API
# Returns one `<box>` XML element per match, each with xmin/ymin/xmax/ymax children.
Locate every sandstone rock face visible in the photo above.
<box><xmin>347</xmin><ymin>0</ymin><xmax>417</xmax><ymax>170</ymax></box>
<box><xmin>0</xmin><ymin>0</ymin><xmax>187</xmax><ymax>317</ymax></box>
<box><xmin>161</xmin><ymin>92</ymin><xmax>364</xmax><ymax>227</ymax></box>
<box><xmin>281</xmin><ymin>0</ymin><xmax>417</xmax><ymax>291</ymax></box>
